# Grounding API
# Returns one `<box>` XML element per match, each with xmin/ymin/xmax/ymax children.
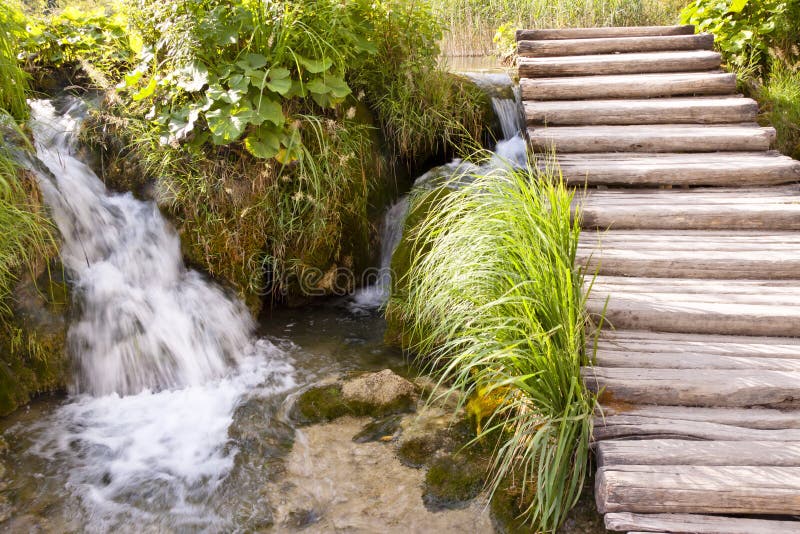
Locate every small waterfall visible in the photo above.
<box><xmin>349</xmin><ymin>196</ymin><xmax>410</xmax><ymax>312</ymax></box>
<box><xmin>491</xmin><ymin>94</ymin><xmax>523</xmax><ymax>140</ymax></box>
<box><xmin>24</xmin><ymin>98</ymin><xmax>295</xmax><ymax>527</ymax></box>
<box><xmin>29</xmin><ymin>99</ymin><xmax>255</xmax><ymax>396</ymax></box>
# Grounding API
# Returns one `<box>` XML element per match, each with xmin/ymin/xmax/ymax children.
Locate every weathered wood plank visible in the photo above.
<box><xmin>592</xmin><ymin>350</ymin><xmax>800</xmax><ymax>370</ymax></box>
<box><xmin>579</xmin><ymin>186</ymin><xmax>800</xmax><ymax>230</ymax></box>
<box><xmin>587</xmin><ymin>277</ymin><xmax>800</xmax><ymax>336</ymax></box>
<box><xmin>595</xmin><ymin>329</ymin><xmax>800</xmax><ymax>356</ymax></box>
<box><xmin>516</xmin><ymin>26</ymin><xmax>695</xmax><ymax>41</ymax></box>
<box><xmin>596</xmin><ymin>465</ymin><xmax>800</xmax><ymax>514</ymax></box>
<box><xmin>577</xmin><ymin>230</ymin><xmax>800</xmax><ymax>279</ymax></box>
<box><xmin>521</xmin><ymin>72</ymin><xmax>736</xmax><ymax>101</ymax></box>
<box><xmin>605</xmin><ymin>512</ymin><xmax>800</xmax><ymax>534</ymax></box>
<box><xmin>518</xmin><ymin>50</ymin><xmax>721</xmax><ymax>77</ymax></box>
<box><xmin>518</xmin><ymin>34</ymin><xmax>714</xmax><ymax>57</ymax></box>
<box><xmin>526</xmin><ymin>96</ymin><xmax>757</xmax><ymax>126</ymax></box>
<box><xmin>555</xmin><ymin>152</ymin><xmax>800</xmax><ymax>186</ymax></box>
<box><xmin>597</xmin><ymin>440</ymin><xmax>800</xmax><ymax>467</ymax></box>
<box><xmin>584</xmin><ymin>367</ymin><xmax>800</xmax><ymax>407</ymax></box>
<box><xmin>596</xmin><ymin>405</ymin><xmax>800</xmax><ymax>430</ymax></box>
<box><xmin>529</xmin><ymin>124</ymin><xmax>775</xmax><ymax>153</ymax></box>
<box><xmin>592</xmin><ymin>414</ymin><xmax>800</xmax><ymax>441</ymax></box>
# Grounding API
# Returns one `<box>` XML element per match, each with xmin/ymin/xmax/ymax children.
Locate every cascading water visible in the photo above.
<box><xmin>18</xmin><ymin>98</ymin><xmax>296</xmax><ymax>530</ymax></box>
<box><xmin>349</xmin><ymin>72</ymin><xmax>525</xmax><ymax>312</ymax></box>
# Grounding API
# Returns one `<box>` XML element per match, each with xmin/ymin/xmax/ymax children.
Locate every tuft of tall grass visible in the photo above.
<box><xmin>430</xmin><ymin>0</ymin><xmax>685</xmax><ymax>56</ymax></box>
<box><xmin>758</xmin><ymin>63</ymin><xmax>800</xmax><ymax>159</ymax></box>
<box><xmin>0</xmin><ymin>113</ymin><xmax>57</xmax><ymax>316</ymax></box>
<box><xmin>0</xmin><ymin>1</ymin><xmax>30</xmax><ymax>120</ymax></box>
<box><xmin>392</xmin><ymin>161</ymin><xmax>595</xmax><ymax>531</ymax></box>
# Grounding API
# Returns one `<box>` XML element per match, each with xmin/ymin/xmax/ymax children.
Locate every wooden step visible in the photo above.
<box><xmin>516</xmin><ymin>25</ymin><xmax>695</xmax><ymax>41</ymax></box>
<box><xmin>529</xmin><ymin>124</ymin><xmax>775</xmax><ymax>153</ymax></box>
<box><xmin>579</xmin><ymin>186</ymin><xmax>800</xmax><ymax>230</ymax></box>
<box><xmin>605</xmin><ymin>512</ymin><xmax>800</xmax><ymax>533</ymax></box>
<box><xmin>525</xmin><ymin>96</ymin><xmax>757</xmax><ymax>126</ymax></box>
<box><xmin>518</xmin><ymin>33</ymin><xmax>714</xmax><ymax>57</ymax></box>
<box><xmin>595</xmin><ymin>329</ymin><xmax>800</xmax><ymax>357</ymax></box>
<box><xmin>587</xmin><ymin>276</ymin><xmax>800</xmax><ymax>336</ymax></box>
<box><xmin>584</xmin><ymin>366</ymin><xmax>800</xmax><ymax>407</ymax></box>
<box><xmin>521</xmin><ymin>72</ymin><xmax>737</xmax><ymax>101</ymax></box>
<box><xmin>592</xmin><ymin>413</ymin><xmax>800</xmax><ymax>441</ymax></box>
<box><xmin>597</xmin><ymin>404</ymin><xmax>800</xmax><ymax>430</ymax></box>
<box><xmin>596</xmin><ymin>464</ymin><xmax>800</xmax><ymax>514</ymax></box>
<box><xmin>518</xmin><ymin>50</ymin><xmax>721</xmax><ymax>77</ymax></box>
<box><xmin>597</xmin><ymin>439</ymin><xmax>800</xmax><ymax>467</ymax></box>
<box><xmin>578</xmin><ymin>230</ymin><xmax>800</xmax><ymax>279</ymax></box>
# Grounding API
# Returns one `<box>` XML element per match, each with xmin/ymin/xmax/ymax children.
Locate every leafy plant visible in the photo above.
<box><xmin>390</xmin><ymin>161</ymin><xmax>595</xmax><ymax>531</ymax></box>
<box><xmin>759</xmin><ymin>62</ymin><xmax>800</xmax><ymax>159</ymax></box>
<box><xmin>681</xmin><ymin>0</ymin><xmax>800</xmax><ymax>76</ymax></box>
<box><xmin>0</xmin><ymin>1</ymin><xmax>30</xmax><ymax>120</ymax></box>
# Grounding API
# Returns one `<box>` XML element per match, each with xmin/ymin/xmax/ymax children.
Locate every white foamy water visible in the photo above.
<box><xmin>24</xmin><ymin>98</ymin><xmax>296</xmax><ymax>528</ymax></box>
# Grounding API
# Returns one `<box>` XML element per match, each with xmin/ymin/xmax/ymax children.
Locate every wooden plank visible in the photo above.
<box><xmin>592</xmin><ymin>350</ymin><xmax>800</xmax><ymax>370</ymax></box>
<box><xmin>518</xmin><ymin>34</ymin><xmax>714</xmax><ymax>57</ymax></box>
<box><xmin>577</xmin><ymin>230</ymin><xmax>800</xmax><ymax>279</ymax></box>
<box><xmin>526</xmin><ymin>97</ymin><xmax>757</xmax><ymax>126</ymax></box>
<box><xmin>518</xmin><ymin>50</ymin><xmax>721</xmax><ymax>77</ymax></box>
<box><xmin>596</xmin><ymin>405</ymin><xmax>800</xmax><ymax>430</ymax></box>
<box><xmin>579</xmin><ymin>186</ymin><xmax>800</xmax><ymax>230</ymax></box>
<box><xmin>521</xmin><ymin>72</ymin><xmax>736</xmax><ymax>101</ymax></box>
<box><xmin>596</xmin><ymin>465</ymin><xmax>800</xmax><ymax>514</ymax></box>
<box><xmin>605</xmin><ymin>512</ymin><xmax>800</xmax><ymax>533</ymax></box>
<box><xmin>596</xmin><ymin>329</ymin><xmax>800</xmax><ymax>355</ymax></box>
<box><xmin>597</xmin><ymin>440</ymin><xmax>800</xmax><ymax>467</ymax></box>
<box><xmin>529</xmin><ymin>124</ymin><xmax>775</xmax><ymax>153</ymax></box>
<box><xmin>587</xmin><ymin>276</ymin><xmax>800</xmax><ymax>336</ymax></box>
<box><xmin>516</xmin><ymin>26</ymin><xmax>695</xmax><ymax>41</ymax></box>
<box><xmin>554</xmin><ymin>152</ymin><xmax>800</xmax><ymax>186</ymax></box>
<box><xmin>592</xmin><ymin>414</ymin><xmax>800</xmax><ymax>441</ymax></box>
<box><xmin>584</xmin><ymin>367</ymin><xmax>800</xmax><ymax>407</ymax></box>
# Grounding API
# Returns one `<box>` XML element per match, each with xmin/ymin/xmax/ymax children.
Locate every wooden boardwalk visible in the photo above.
<box><xmin>517</xmin><ymin>25</ymin><xmax>800</xmax><ymax>532</ymax></box>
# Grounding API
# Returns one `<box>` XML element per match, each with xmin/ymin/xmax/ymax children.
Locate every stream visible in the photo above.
<box><xmin>0</xmin><ymin>71</ymin><xmax>602</xmax><ymax>532</ymax></box>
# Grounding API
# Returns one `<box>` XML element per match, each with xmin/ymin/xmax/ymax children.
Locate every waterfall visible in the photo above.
<box><xmin>29</xmin><ymin>98</ymin><xmax>255</xmax><ymax>396</ymax></box>
<box><xmin>24</xmin><ymin>98</ymin><xmax>295</xmax><ymax>528</ymax></box>
<box><xmin>491</xmin><ymin>91</ymin><xmax>523</xmax><ymax>141</ymax></box>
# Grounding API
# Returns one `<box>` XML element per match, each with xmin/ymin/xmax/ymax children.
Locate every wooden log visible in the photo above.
<box><xmin>605</xmin><ymin>512</ymin><xmax>800</xmax><ymax>534</ymax></box>
<box><xmin>597</xmin><ymin>440</ymin><xmax>800</xmax><ymax>467</ymax></box>
<box><xmin>525</xmin><ymin>97</ymin><xmax>757</xmax><ymax>126</ymax></box>
<box><xmin>529</xmin><ymin>124</ymin><xmax>775</xmax><ymax>153</ymax></box>
<box><xmin>596</xmin><ymin>465</ymin><xmax>800</xmax><ymax>514</ymax></box>
<box><xmin>595</xmin><ymin>329</ymin><xmax>800</xmax><ymax>355</ymax></box>
<box><xmin>583</xmin><ymin>367</ymin><xmax>800</xmax><ymax>407</ymax></box>
<box><xmin>521</xmin><ymin>72</ymin><xmax>736</xmax><ymax>101</ymax></box>
<box><xmin>579</xmin><ymin>186</ymin><xmax>800</xmax><ymax>230</ymax></box>
<box><xmin>592</xmin><ymin>350</ymin><xmax>800</xmax><ymax>370</ymax></box>
<box><xmin>518</xmin><ymin>50</ymin><xmax>721</xmax><ymax>77</ymax></box>
<box><xmin>516</xmin><ymin>26</ymin><xmax>695</xmax><ymax>41</ymax></box>
<box><xmin>518</xmin><ymin>33</ymin><xmax>714</xmax><ymax>57</ymax></box>
<box><xmin>577</xmin><ymin>230</ymin><xmax>800</xmax><ymax>279</ymax></box>
<box><xmin>596</xmin><ymin>405</ymin><xmax>800</xmax><ymax>430</ymax></box>
<box><xmin>592</xmin><ymin>414</ymin><xmax>800</xmax><ymax>441</ymax></box>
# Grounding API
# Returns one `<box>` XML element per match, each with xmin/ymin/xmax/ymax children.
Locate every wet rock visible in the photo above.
<box><xmin>422</xmin><ymin>452</ymin><xmax>489</xmax><ymax>511</ymax></box>
<box><xmin>341</xmin><ymin>369</ymin><xmax>417</xmax><ymax>412</ymax></box>
<box><xmin>352</xmin><ymin>414</ymin><xmax>403</xmax><ymax>443</ymax></box>
<box><xmin>293</xmin><ymin>384</ymin><xmax>352</xmax><ymax>424</ymax></box>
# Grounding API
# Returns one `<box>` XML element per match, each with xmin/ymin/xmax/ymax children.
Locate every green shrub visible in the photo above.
<box><xmin>389</xmin><ymin>162</ymin><xmax>594</xmax><ymax>531</ymax></box>
<box><xmin>0</xmin><ymin>1</ymin><xmax>30</xmax><ymax>120</ymax></box>
<box><xmin>681</xmin><ymin>0</ymin><xmax>800</xmax><ymax>77</ymax></box>
<box><xmin>759</xmin><ymin>63</ymin><xmax>800</xmax><ymax>159</ymax></box>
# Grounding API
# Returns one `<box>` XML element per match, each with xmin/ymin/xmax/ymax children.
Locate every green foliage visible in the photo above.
<box><xmin>681</xmin><ymin>0</ymin><xmax>800</xmax><ymax>76</ymax></box>
<box><xmin>390</xmin><ymin>162</ymin><xmax>594</xmax><ymax>531</ymax></box>
<box><xmin>430</xmin><ymin>0</ymin><xmax>685</xmax><ymax>55</ymax></box>
<box><xmin>0</xmin><ymin>1</ymin><xmax>30</xmax><ymax>120</ymax></box>
<box><xmin>22</xmin><ymin>7</ymin><xmax>134</xmax><ymax>82</ymax></box>
<box><xmin>759</xmin><ymin>62</ymin><xmax>800</xmax><ymax>159</ymax></box>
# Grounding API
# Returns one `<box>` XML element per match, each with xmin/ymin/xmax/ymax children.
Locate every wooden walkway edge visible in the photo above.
<box><xmin>517</xmin><ymin>25</ymin><xmax>800</xmax><ymax>532</ymax></box>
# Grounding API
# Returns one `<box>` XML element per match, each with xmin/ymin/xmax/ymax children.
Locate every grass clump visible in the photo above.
<box><xmin>389</xmin><ymin>162</ymin><xmax>594</xmax><ymax>531</ymax></box>
<box><xmin>0</xmin><ymin>1</ymin><xmax>30</xmax><ymax>120</ymax></box>
<box><xmin>758</xmin><ymin>63</ymin><xmax>800</xmax><ymax>159</ymax></box>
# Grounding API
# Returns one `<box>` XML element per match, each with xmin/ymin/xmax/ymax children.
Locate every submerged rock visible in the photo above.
<box><xmin>423</xmin><ymin>452</ymin><xmax>488</xmax><ymax>511</ymax></box>
<box><xmin>341</xmin><ymin>369</ymin><xmax>417</xmax><ymax>411</ymax></box>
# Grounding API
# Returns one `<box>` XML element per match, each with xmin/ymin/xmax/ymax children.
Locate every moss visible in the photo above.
<box><xmin>489</xmin><ymin>477</ymin><xmax>531</xmax><ymax>534</ymax></box>
<box><xmin>422</xmin><ymin>451</ymin><xmax>488</xmax><ymax>510</ymax></box>
<box><xmin>292</xmin><ymin>383</ymin><xmax>415</xmax><ymax>425</ymax></box>
<box><xmin>397</xmin><ymin>435</ymin><xmax>442</xmax><ymax>468</ymax></box>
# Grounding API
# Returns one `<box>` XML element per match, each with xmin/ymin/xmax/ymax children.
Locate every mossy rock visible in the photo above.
<box><xmin>422</xmin><ymin>451</ymin><xmax>488</xmax><ymax>511</ymax></box>
<box><xmin>489</xmin><ymin>477</ymin><xmax>532</xmax><ymax>534</ymax></box>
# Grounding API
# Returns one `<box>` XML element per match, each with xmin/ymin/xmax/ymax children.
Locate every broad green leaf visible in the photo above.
<box><xmin>296</xmin><ymin>54</ymin><xmax>333</xmax><ymax>74</ymax></box>
<box><xmin>729</xmin><ymin>0</ymin><xmax>748</xmax><ymax>13</ymax></box>
<box><xmin>265</xmin><ymin>67</ymin><xmax>292</xmax><ymax>95</ymax></box>
<box><xmin>123</xmin><ymin>69</ymin><xmax>143</xmax><ymax>87</ymax></box>
<box><xmin>244</xmin><ymin>125</ymin><xmax>281</xmax><ymax>159</ymax></box>
<box><xmin>228</xmin><ymin>73</ymin><xmax>250</xmax><ymax>93</ymax></box>
<box><xmin>237</xmin><ymin>52</ymin><xmax>268</xmax><ymax>71</ymax></box>
<box><xmin>132</xmin><ymin>77</ymin><xmax>157</xmax><ymax>101</ymax></box>
<box><xmin>176</xmin><ymin>61</ymin><xmax>209</xmax><ymax>93</ymax></box>
<box><xmin>252</xmin><ymin>97</ymin><xmax>285</xmax><ymax>126</ymax></box>
<box><xmin>325</xmin><ymin>76</ymin><xmax>351</xmax><ymax>99</ymax></box>
<box><xmin>306</xmin><ymin>77</ymin><xmax>330</xmax><ymax>95</ymax></box>
<box><xmin>206</xmin><ymin>105</ymin><xmax>252</xmax><ymax>144</ymax></box>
